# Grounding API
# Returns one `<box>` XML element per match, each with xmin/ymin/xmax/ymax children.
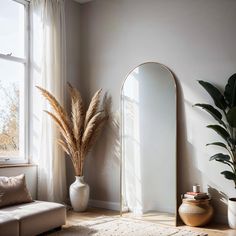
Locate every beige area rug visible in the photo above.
<box><xmin>49</xmin><ymin>217</ymin><xmax>207</xmax><ymax>236</ymax></box>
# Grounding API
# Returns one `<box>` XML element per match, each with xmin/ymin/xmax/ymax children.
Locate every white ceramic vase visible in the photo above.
<box><xmin>69</xmin><ymin>176</ymin><xmax>89</xmax><ymax>212</ymax></box>
<box><xmin>228</xmin><ymin>198</ymin><xmax>236</xmax><ymax>228</ymax></box>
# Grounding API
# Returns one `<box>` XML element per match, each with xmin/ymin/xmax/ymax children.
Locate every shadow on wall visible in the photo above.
<box><xmin>175</xmin><ymin>74</ymin><xmax>208</xmax><ymax>223</ymax></box>
<box><xmin>174</xmin><ymin>74</ymin><xmax>188</xmax><ymax>209</ymax></box>
<box><xmin>208</xmin><ymin>185</ymin><xmax>228</xmax><ymax>223</ymax></box>
<box><xmin>106</xmin><ymin>99</ymin><xmax>121</xmax><ymax>166</ymax></box>
<box><xmin>84</xmin><ymin>93</ymin><xmax>121</xmax><ymax>202</ymax></box>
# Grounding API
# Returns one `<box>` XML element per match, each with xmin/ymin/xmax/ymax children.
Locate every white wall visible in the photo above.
<box><xmin>77</xmin><ymin>0</ymin><xmax>236</xmax><ymax>222</ymax></box>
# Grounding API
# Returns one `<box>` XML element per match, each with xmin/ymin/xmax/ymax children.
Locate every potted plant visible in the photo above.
<box><xmin>37</xmin><ymin>83</ymin><xmax>108</xmax><ymax>212</ymax></box>
<box><xmin>195</xmin><ymin>74</ymin><xmax>236</xmax><ymax>228</ymax></box>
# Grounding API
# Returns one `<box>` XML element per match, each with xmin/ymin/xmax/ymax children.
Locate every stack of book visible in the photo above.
<box><xmin>183</xmin><ymin>191</ymin><xmax>210</xmax><ymax>200</ymax></box>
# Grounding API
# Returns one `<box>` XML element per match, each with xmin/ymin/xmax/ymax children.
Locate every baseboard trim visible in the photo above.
<box><xmin>89</xmin><ymin>199</ymin><xmax>120</xmax><ymax>211</ymax></box>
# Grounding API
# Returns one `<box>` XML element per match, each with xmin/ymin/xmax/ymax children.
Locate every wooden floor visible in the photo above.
<box><xmin>65</xmin><ymin>208</ymin><xmax>236</xmax><ymax>236</ymax></box>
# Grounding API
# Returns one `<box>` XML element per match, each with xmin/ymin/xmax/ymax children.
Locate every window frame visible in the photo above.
<box><xmin>0</xmin><ymin>0</ymin><xmax>30</xmax><ymax>165</ymax></box>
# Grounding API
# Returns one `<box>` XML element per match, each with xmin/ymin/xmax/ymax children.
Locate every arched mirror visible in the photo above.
<box><xmin>120</xmin><ymin>62</ymin><xmax>177</xmax><ymax>226</ymax></box>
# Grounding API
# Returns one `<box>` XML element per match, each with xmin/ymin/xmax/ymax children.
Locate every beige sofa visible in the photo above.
<box><xmin>0</xmin><ymin>200</ymin><xmax>66</xmax><ymax>236</ymax></box>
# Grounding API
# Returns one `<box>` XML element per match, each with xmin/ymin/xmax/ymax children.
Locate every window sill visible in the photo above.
<box><xmin>0</xmin><ymin>163</ymin><xmax>37</xmax><ymax>168</ymax></box>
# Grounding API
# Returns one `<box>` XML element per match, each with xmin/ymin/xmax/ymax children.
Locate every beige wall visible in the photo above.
<box><xmin>75</xmin><ymin>0</ymin><xmax>236</xmax><ymax>222</ymax></box>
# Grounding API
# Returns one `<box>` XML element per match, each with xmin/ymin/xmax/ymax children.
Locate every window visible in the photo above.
<box><xmin>0</xmin><ymin>0</ymin><xmax>29</xmax><ymax>164</ymax></box>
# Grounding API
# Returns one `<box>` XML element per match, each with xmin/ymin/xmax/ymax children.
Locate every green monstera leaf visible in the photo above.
<box><xmin>209</xmin><ymin>153</ymin><xmax>230</xmax><ymax>162</ymax></box>
<box><xmin>224</xmin><ymin>74</ymin><xmax>236</xmax><ymax>108</ymax></box>
<box><xmin>227</xmin><ymin>107</ymin><xmax>236</xmax><ymax>128</ymax></box>
<box><xmin>206</xmin><ymin>142</ymin><xmax>228</xmax><ymax>149</ymax></box>
<box><xmin>210</xmin><ymin>154</ymin><xmax>233</xmax><ymax>170</ymax></box>
<box><xmin>207</xmin><ymin>125</ymin><xmax>230</xmax><ymax>143</ymax></box>
<box><xmin>221</xmin><ymin>171</ymin><xmax>236</xmax><ymax>180</ymax></box>
<box><xmin>196</xmin><ymin>75</ymin><xmax>236</xmax><ymax>188</ymax></box>
<box><xmin>198</xmin><ymin>80</ymin><xmax>227</xmax><ymax>111</ymax></box>
<box><xmin>194</xmin><ymin>103</ymin><xmax>226</xmax><ymax>128</ymax></box>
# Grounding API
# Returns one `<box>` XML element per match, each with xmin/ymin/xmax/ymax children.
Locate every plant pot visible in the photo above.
<box><xmin>178</xmin><ymin>199</ymin><xmax>213</xmax><ymax>226</ymax></box>
<box><xmin>69</xmin><ymin>176</ymin><xmax>89</xmax><ymax>212</ymax></box>
<box><xmin>228</xmin><ymin>198</ymin><xmax>236</xmax><ymax>228</ymax></box>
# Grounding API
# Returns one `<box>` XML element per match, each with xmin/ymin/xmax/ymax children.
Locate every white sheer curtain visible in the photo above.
<box><xmin>30</xmin><ymin>0</ymin><xmax>67</xmax><ymax>203</ymax></box>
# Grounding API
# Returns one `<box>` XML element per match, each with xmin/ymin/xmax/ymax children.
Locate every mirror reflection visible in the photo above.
<box><xmin>121</xmin><ymin>62</ymin><xmax>177</xmax><ymax>225</ymax></box>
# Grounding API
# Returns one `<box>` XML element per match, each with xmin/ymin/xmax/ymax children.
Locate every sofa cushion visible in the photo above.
<box><xmin>0</xmin><ymin>174</ymin><xmax>32</xmax><ymax>208</ymax></box>
<box><xmin>0</xmin><ymin>214</ymin><xmax>19</xmax><ymax>236</ymax></box>
<box><xmin>0</xmin><ymin>201</ymin><xmax>66</xmax><ymax>236</ymax></box>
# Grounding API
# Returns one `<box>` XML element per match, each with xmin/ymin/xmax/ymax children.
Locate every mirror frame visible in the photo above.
<box><xmin>119</xmin><ymin>62</ymin><xmax>178</xmax><ymax>226</ymax></box>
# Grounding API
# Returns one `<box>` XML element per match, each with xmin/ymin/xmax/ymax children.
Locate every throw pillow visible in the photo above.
<box><xmin>0</xmin><ymin>174</ymin><xmax>33</xmax><ymax>208</ymax></box>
